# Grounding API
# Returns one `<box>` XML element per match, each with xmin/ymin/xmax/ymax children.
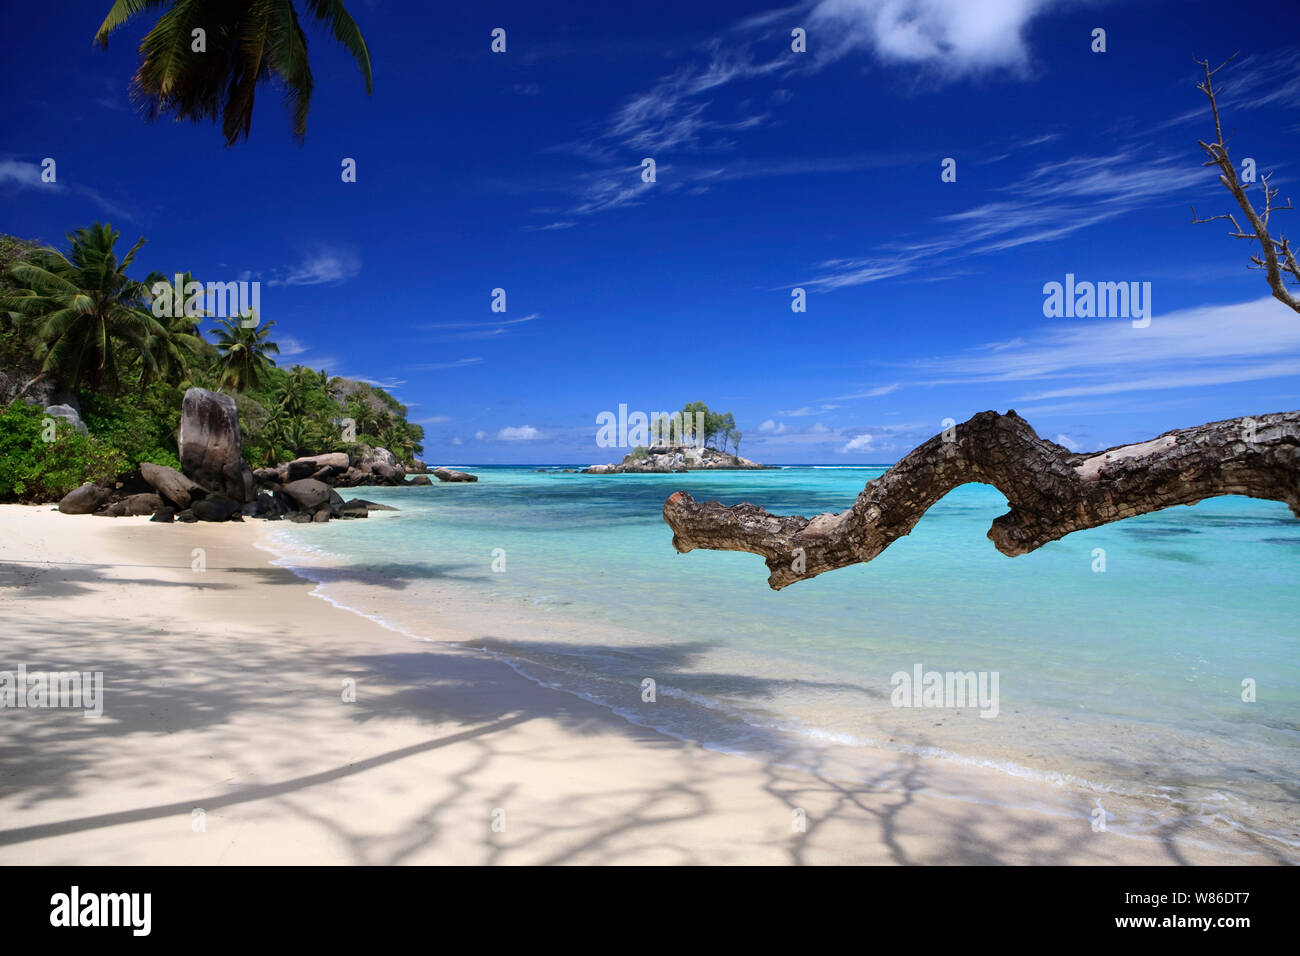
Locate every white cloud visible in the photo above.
<box><xmin>474</xmin><ymin>431</ymin><xmax>487</xmax><ymax>441</ymax></box>
<box><xmin>420</xmin><ymin>315</ymin><xmax>538</xmax><ymax>331</ymax></box>
<box><xmin>759</xmin><ymin>419</ymin><xmax>787</xmax><ymax>434</ymax></box>
<box><xmin>830</xmin><ymin>384</ymin><xmax>899</xmax><ymax>401</ymax></box>
<box><xmin>0</xmin><ymin>158</ymin><xmax>136</xmax><ymax>221</ymax></box>
<box><xmin>350</xmin><ymin>377</ymin><xmax>406</xmax><ymax>390</ymax></box>
<box><xmin>839</xmin><ymin>432</ymin><xmax>875</xmax><ymax>453</ymax></box>
<box><xmin>498</xmin><ymin>425</ymin><xmax>544</xmax><ymax>441</ymax></box>
<box><xmin>277</xmin><ymin>335</ymin><xmax>309</xmax><ymax>356</ymax></box>
<box><xmin>0</xmin><ymin>159</ymin><xmax>44</xmax><ymax>187</ymax></box>
<box><xmin>805</xmin><ymin>150</ymin><xmax>1211</xmax><ymax>290</ymax></box>
<box><xmin>909</xmin><ymin>297</ymin><xmax>1300</xmax><ymax>401</ymax></box>
<box><xmin>808</xmin><ymin>0</ymin><xmax>1055</xmax><ymax>77</ymax></box>
<box><xmin>412</xmin><ymin>357</ymin><xmax>484</xmax><ymax>371</ymax></box>
<box><xmin>1054</xmin><ymin>433</ymin><xmax>1081</xmax><ymax>451</ymax></box>
<box><xmin>538</xmin><ymin>0</ymin><xmax>1070</xmax><ymax>221</ymax></box>
<box><xmin>777</xmin><ymin>403</ymin><xmax>842</xmax><ymax>416</ymax></box>
<box><xmin>417</xmin><ymin>315</ymin><xmax>539</xmax><ymax>342</ymax></box>
<box><xmin>756</xmin><ymin>422</ymin><xmax>838</xmax><ymax>444</ymax></box>
<box><xmin>268</xmin><ymin>248</ymin><xmax>360</xmax><ymax>287</ymax></box>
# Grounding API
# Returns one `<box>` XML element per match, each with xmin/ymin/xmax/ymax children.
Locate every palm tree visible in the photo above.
<box><xmin>140</xmin><ymin>269</ymin><xmax>205</xmax><ymax>388</ymax></box>
<box><xmin>379</xmin><ymin>423</ymin><xmax>414</xmax><ymax>461</ymax></box>
<box><xmin>256</xmin><ymin>404</ymin><xmax>290</xmax><ymax>465</ymax></box>
<box><xmin>213</xmin><ymin>314</ymin><xmax>278</xmax><ymax>393</ymax></box>
<box><xmin>0</xmin><ymin>223</ymin><xmax>167</xmax><ymax>395</ymax></box>
<box><xmin>283</xmin><ymin>416</ymin><xmax>318</xmax><ymax>458</ymax></box>
<box><xmin>94</xmin><ymin>0</ymin><xmax>373</xmax><ymax>145</ymax></box>
<box><xmin>344</xmin><ymin>396</ymin><xmax>382</xmax><ymax>438</ymax></box>
<box><xmin>316</xmin><ymin>368</ymin><xmax>343</xmax><ymax>399</ymax></box>
<box><xmin>276</xmin><ymin>366</ymin><xmax>311</xmax><ymax>415</ymax></box>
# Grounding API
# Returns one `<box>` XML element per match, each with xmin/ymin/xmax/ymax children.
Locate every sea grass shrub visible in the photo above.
<box><xmin>0</xmin><ymin>401</ymin><xmax>126</xmax><ymax>500</ymax></box>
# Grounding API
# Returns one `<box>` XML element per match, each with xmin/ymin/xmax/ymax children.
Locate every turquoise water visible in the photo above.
<box><xmin>263</xmin><ymin>466</ymin><xmax>1300</xmax><ymax>847</ymax></box>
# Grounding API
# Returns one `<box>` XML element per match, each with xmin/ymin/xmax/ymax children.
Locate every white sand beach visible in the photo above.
<box><xmin>0</xmin><ymin>504</ymin><xmax>1287</xmax><ymax>865</ymax></box>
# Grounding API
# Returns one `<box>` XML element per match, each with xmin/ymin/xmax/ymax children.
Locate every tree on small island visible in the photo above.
<box><xmin>654</xmin><ymin>401</ymin><xmax>741</xmax><ymax>454</ymax></box>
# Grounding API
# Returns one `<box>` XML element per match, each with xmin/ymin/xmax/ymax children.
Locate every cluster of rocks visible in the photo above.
<box><xmin>254</xmin><ymin>447</ymin><xmax>413</xmax><ymax>488</ymax></box>
<box><xmin>55</xmin><ymin>386</ymin><xmax>477</xmax><ymax>523</ymax></box>
<box><xmin>585</xmin><ymin>444</ymin><xmax>765</xmax><ymax>474</ymax></box>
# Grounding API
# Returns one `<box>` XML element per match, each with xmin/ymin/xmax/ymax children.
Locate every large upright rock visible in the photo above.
<box><xmin>178</xmin><ymin>388</ymin><xmax>246</xmax><ymax>502</ymax></box>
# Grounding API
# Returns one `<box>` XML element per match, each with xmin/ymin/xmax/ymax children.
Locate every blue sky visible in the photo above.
<box><xmin>2</xmin><ymin>0</ymin><xmax>1299</xmax><ymax>463</ymax></box>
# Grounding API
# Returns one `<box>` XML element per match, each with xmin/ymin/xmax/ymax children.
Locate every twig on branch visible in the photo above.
<box><xmin>1192</xmin><ymin>55</ymin><xmax>1300</xmax><ymax>313</ymax></box>
<box><xmin>663</xmin><ymin>410</ymin><xmax>1300</xmax><ymax>590</ymax></box>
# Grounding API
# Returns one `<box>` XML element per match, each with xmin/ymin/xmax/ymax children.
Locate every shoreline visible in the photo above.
<box><xmin>0</xmin><ymin>503</ymin><xmax>1290</xmax><ymax>864</ymax></box>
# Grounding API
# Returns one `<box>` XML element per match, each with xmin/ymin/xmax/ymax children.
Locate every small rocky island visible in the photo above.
<box><xmin>56</xmin><ymin>387</ymin><xmax>475</xmax><ymax>523</ymax></box>
<box><xmin>583</xmin><ymin>401</ymin><xmax>765</xmax><ymax>473</ymax></box>
<box><xmin>586</xmin><ymin>443</ymin><xmax>765</xmax><ymax>474</ymax></box>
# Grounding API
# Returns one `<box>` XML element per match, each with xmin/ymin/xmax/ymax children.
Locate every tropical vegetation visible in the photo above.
<box><xmin>0</xmin><ymin>223</ymin><xmax>423</xmax><ymax>501</ymax></box>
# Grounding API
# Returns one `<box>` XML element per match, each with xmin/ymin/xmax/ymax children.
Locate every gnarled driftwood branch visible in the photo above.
<box><xmin>663</xmin><ymin>410</ymin><xmax>1300</xmax><ymax>590</ymax></box>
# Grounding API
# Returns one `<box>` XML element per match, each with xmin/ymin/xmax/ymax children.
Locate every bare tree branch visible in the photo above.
<box><xmin>664</xmin><ymin>411</ymin><xmax>1300</xmax><ymax>590</ymax></box>
<box><xmin>662</xmin><ymin>58</ymin><xmax>1300</xmax><ymax>589</ymax></box>
<box><xmin>1193</xmin><ymin>55</ymin><xmax>1300</xmax><ymax>313</ymax></box>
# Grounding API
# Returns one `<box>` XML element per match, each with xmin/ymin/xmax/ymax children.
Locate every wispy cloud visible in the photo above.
<box><xmin>268</xmin><ymin>248</ymin><xmax>361</xmax><ymax>287</ymax></box>
<box><xmin>777</xmin><ymin>403</ymin><xmax>842</xmax><ymax>416</ymax></box>
<box><xmin>830</xmin><ymin>384</ymin><xmax>899</xmax><ymax>401</ymax></box>
<box><xmin>542</xmin><ymin>0</ymin><xmax>1062</xmax><ymax>224</ymax></box>
<box><xmin>0</xmin><ymin>157</ymin><xmax>137</xmax><ymax>222</ymax></box>
<box><xmin>1161</xmin><ymin>47</ymin><xmax>1300</xmax><ymax>128</ymax></box>
<box><xmin>411</xmin><ymin>357</ymin><xmax>484</xmax><ymax>371</ymax></box>
<box><xmin>804</xmin><ymin>150</ymin><xmax>1212</xmax><ymax>290</ymax></box>
<box><xmin>415</xmin><ymin>314</ymin><xmax>539</xmax><ymax>343</ymax></box>
<box><xmin>351</xmin><ymin>376</ymin><xmax>407</xmax><ymax>390</ymax></box>
<box><xmin>908</xmin><ymin>296</ymin><xmax>1300</xmax><ymax>401</ymax></box>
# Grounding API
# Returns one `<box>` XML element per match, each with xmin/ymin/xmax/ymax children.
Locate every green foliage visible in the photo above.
<box><xmin>79</xmin><ymin>385</ymin><xmax>183</xmax><ymax>471</ymax></box>
<box><xmin>95</xmin><ymin>0</ymin><xmax>373</xmax><ymax>146</ymax></box>
<box><xmin>628</xmin><ymin>446</ymin><xmax>649</xmax><ymax>460</ymax></box>
<box><xmin>0</xmin><ymin>223</ymin><xmax>166</xmax><ymax>393</ymax></box>
<box><xmin>0</xmin><ymin>225</ymin><xmax>428</xmax><ymax>499</ymax></box>
<box><xmin>677</xmin><ymin>401</ymin><xmax>741</xmax><ymax>452</ymax></box>
<box><xmin>213</xmin><ymin>315</ymin><xmax>278</xmax><ymax>393</ymax></box>
<box><xmin>0</xmin><ymin>401</ymin><xmax>127</xmax><ymax>500</ymax></box>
